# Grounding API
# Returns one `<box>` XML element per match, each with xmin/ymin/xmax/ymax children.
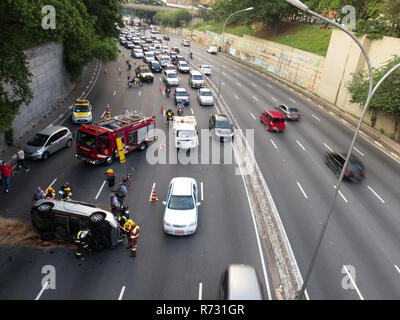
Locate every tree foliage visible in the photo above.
<box><xmin>346</xmin><ymin>56</ymin><xmax>400</xmax><ymax>138</ymax></box>
<box><xmin>154</xmin><ymin>9</ymin><xmax>191</xmax><ymax>28</ymax></box>
<box><xmin>0</xmin><ymin>0</ymin><xmax>123</xmax><ymax>136</ymax></box>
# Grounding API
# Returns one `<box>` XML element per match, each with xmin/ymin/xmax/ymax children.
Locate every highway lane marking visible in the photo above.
<box><xmin>296</xmin><ymin>181</ymin><xmax>308</xmax><ymax>199</ymax></box>
<box><xmin>312</xmin><ymin>114</ymin><xmax>320</xmax><ymax>121</ymax></box>
<box><xmin>113</xmin><ymin>90</ymin><xmax>116</xmax><ymax>96</ymax></box>
<box><xmin>118</xmin><ymin>286</ymin><xmax>126</xmax><ymax>300</ymax></box>
<box><xmin>247</xmin><ymin>72</ymin><xmax>253</xmax><ymax>77</ymax></box>
<box><xmin>374</xmin><ymin>141</ymin><xmax>383</xmax><ymax>148</ymax></box>
<box><xmin>101</xmin><ymin>110</ymin><xmax>106</xmax><ymax>118</ymax></box>
<box><xmin>353</xmin><ymin>147</ymin><xmax>364</xmax><ymax>157</ymax></box>
<box><xmin>35</xmin><ymin>280</ymin><xmax>50</xmax><ymax>300</ymax></box>
<box><xmin>236</xmin><ymin>81</ymin><xmax>242</xmax><ymax>87</ymax></box>
<box><xmin>367</xmin><ymin>185</ymin><xmax>385</xmax><ymax>203</ymax></box>
<box><xmin>222</xmin><ymin>71</ymin><xmax>227</xmax><ymax>76</ymax></box>
<box><xmin>270</xmin><ymin>139</ymin><xmax>278</xmax><ymax>150</ymax></box>
<box><xmin>289</xmin><ymin>98</ymin><xmax>296</xmax><ymax>103</ymax></box>
<box><xmin>395</xmin><ymin>265</ymin><xmax>400</xmax><ymax>276</ymax></box>
<box><xmin>323</xmin><ymin>143</ymin><xmax>333</xmax><ymax>152</ymax></box>
<box><xmin>333</xmin><ymin>185</ymin><xmax>348</xmax><ymax>203</ymax></box>
<box><xmin>234</xmin><ymin>95</ymin><xmax>240</xmax><ymax>101</ymax></box>
<box><xmin>252</xmin><ymin>95</ymin><xmax>258</xmax><ymax>101</ymax></box>
<box><xmin>251</xmin><ymin>82</ymin><xmax>257</xmax><ymax>87</ymax></box>
<box><xmin>47</xmin><ymin>178</ymin><xmax>57</xmax><ymax>190</ymax></box>
<box><xmin>231</xmin><ymin>146</ymin><xmax>273</xmax><ymax>300</ymax></box>
<box><xmin>139</xmin><ymin>91</ymin><xmax>141</xmax><ymax>96</ymax></box>
<box><xmin>271</xmin><ymin>96</ymin><xmax>277</xmax><ymax>102</ymax></box>
<box><xmin>198</xmin><ymin>282</ymin><xmax>203</xmax><ymax>300</ymax></box>
<box><xmin>221</xmin><ymin>81</ymin><xmax>225</xmax><ymax>86</ymax></box>
<box><xmin>200</xmin><ymin>182</ymin><xmax>204</xmax><ymax>201</ymax></box>
<box><xmin>267</xmin><ymin>83</ymin><xmax>272</xmax><ymax>88</ymax></box>
<box><xmin>296</xmin><ymin>140</ymin><xmax>306</xmax><ymax>151</ymax></box>
<box><xmin>342</xmin><ymin>265</ymin><xmax>365</xmax><ymax>300</ymax></box>
<box><xmin>95</xmin><ymin>180</ymin><xmax>107</xmax><ymax>200</ymax></box>
<box><xmin>191</xmin><ymin>108</ymin><xmax>194</xmax><ymax>115</ymax></box>
<box><xmin>250</xmin><ymin>113</ymin><xmax>256</xmax><ymax>120</ymax></box>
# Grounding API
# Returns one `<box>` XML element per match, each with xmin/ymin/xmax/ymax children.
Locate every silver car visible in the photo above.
<box><xmin>24</xmin><ymin>126</ymin><xmax>73</xmax><ymax>160</ymax></box>
<box><xmin>197</xmin><ymin>88</ymin><xmax>214</xmax><ymax>106</ymax></box>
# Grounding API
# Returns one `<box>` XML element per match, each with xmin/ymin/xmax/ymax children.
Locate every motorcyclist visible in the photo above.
<box><xmin>190</xmin><ymin>51</ymin><xmax>193</xmax><ymax>59</ymax></box>
<box><xmin>166</xmin><ymin>108</ymin><xmax>174</xmax><ymax>121</ymax></box>
<box><xmin>177</xmin><ymin>105</ymin><xmax>183</xmax><ymax>116</ymax></box>
<box><xmin>165</xmin><ymin>83</ymin><xmax>171</xmax><ymax>97</ymax></box>
<box><xmin>127</xmin><ymin>60</ymin><xmax>132</xmax><ymax>70</ymax></box>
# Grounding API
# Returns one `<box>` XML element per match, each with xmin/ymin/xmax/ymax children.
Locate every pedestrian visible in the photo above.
<box><xmin>15</xmin><ymin>146</ymin><xmax>29</xmax><ymax>173</ymax></box>
<box><xmin>33</xmin><ymin>187</ymin><xmax>45</xmax><ymax>202</ymax></box>
<box><xmin>110</xmin><ymin>193</ymin><xmax>120</xmax><ymax>216</ymax></box>
<box><xmin>123</xmin><ymin>107</ymin><xmax>129</xmax><ymax>114</ymax></box>
<box><xmin>0</xmin><ymin>160</ymin><xmax>14</xmax><ymax>193</ymax></box>
<box><xmin>116</xmin><ymin>183</ymin><xmax>128</xmax><ymax>206</ymax></box>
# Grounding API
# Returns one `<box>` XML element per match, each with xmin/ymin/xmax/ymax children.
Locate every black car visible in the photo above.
<box><xmin>325</xmin><ymin>152</ymin><xmax>366</xmax><ymax>183</ymax></box>
<box><xmin>163</xmin><ymin>35</ymin><xmax>170</xmax><ymax>41</ymax></box>
<box><xmin>149</xmin><ymin>60</ymin><xmax>162</xmax><ymax>73</ymax></box>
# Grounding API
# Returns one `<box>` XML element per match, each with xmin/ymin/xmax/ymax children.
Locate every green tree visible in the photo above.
<box><xmin>346</xmin><ymin>56</ymin><xmax>400</xmax><ymax>140</ymax></box>
<box><xmin>382</xmin><ymin>0</ymin><xmax>400</xmax><ymax>37</ymax></box>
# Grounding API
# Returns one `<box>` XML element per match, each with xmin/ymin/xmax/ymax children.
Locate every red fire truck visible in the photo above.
<box><xmin>75</xmin><ymin>112</ymin><xmax>156</xmax><ymax>165</ymax></box>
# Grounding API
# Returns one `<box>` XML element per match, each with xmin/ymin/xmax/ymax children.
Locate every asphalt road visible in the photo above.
<box><xmin>168</xmin><ymin>36</ymin><xmax>400</xmax><ymax>299</ymax></box>
<box><xmin>0</xmin><ymin>35</ymin><xmax>273</xmax><ymax>300</ymax></box>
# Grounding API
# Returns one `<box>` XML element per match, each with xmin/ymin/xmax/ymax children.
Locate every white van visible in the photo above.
<box><xmin>188</xmin><ymin>70</ymin><xmax>204</xmax><ymax>89</ymax></box>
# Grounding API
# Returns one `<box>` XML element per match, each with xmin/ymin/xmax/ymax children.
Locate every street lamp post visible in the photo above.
<box><xmin>199</xmin><ymin>5</ymin><xmax>253</xmax><ymax>105</ymax></box>
<box><xmin>284</xmin><ymin>0</ymin><xmax>400</xmax><ymax>300</ymax></box>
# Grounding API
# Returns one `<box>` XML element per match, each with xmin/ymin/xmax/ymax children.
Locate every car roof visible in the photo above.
<box><xmin>191</xmin><ymin>70</ymin><xmax>202</xmax><ymax>75</ymax></box>
<box><xmin>199</xmin><ymin>88</ymin><xmax>211</xmax><ymax>93</ymax></box>
<box><xmin>37</xmin><ymin>125</ymin><xmax>69</xmax><ymax>136</ymax></box>
<box><xmin>214</xmin><ymin>114</ymin><xmax>229</xmax><ymax>121</ymax></box>
<box><xmin>266</xmin><ymin>110</ymin><xmax>285</xmax><ymax>118</ymax></box>
<box><xmin>165</xmin><ymin>70</ymin><xmax>176</xmax><ymax>74</ymax></box>
<box><xmin>170</xmin><ymin>177</ymin><xmax>196</xmax><ymax>196</ymax></box>
<box><xmin>227</xmin><ymin>264</ymin><xmax>264</xmax><ymax>300</ymax></box>
<box><xmin>176</xmin><ymin>87</ymin><xmax>187</xmax><ymax>92</ymax></box>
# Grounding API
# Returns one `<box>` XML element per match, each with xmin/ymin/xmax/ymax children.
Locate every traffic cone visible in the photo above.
<box><xmin>119</xmin><ymin>68</ymin><xmax>122</xmax><ymax>75</ymax></box>
<box><xmin>160</xmin><ymin>105</ymin><xmax>163</xmax><ymax>114</ymax></box>
<box><xmin>134</xmin><ymin>60</ymin><xmax>136</xmax><ymax>65</ymax></box>
<box><xmin>159</xmin><ymin>87</ymin><xmax>162</xmax><ymax>92</ymax></box>
<box><xmin>150</xmin><ymin>185</ymin><xmax>158</xmax><ymax>202</ymax></box>
<box><xmin>122</xmin><ymin>52</ymin><xmax>125</xmax><ymax>57</ymax></box>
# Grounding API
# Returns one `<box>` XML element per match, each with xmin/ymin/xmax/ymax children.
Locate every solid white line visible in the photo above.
<box><xmin>35</xmin><ymin>280</ymin><xmax>49</xmax><ymax>300</ymax></box>
<box><xmin>374</xmin><ymin>141</ymin><xmax>383</xmax><ymax>147</ymax></box>
<box><xmin>252</xmin><ymin>95</ymin><xmax>258</xmax><ymax>101</ymax></box>
<box><xmin>47</xmin><ymin>178</ymin><xmax>57</xmax><ymax>190</ymax></box>
<box><xmin>250</xmin><ymin>113</ymin><xmax>256</xmax><ymax>120</ymax></box>
<box><xmin>272</xmin><ymin>96</ymin><xmax>277</xmax><ymax>102</ymax></box>
<box><xmin>95</xmin><ymin>180</ymin><xmax>107</xmax><ymax>200</ymax></box>
<box><xmin>323</xmin><ymin>143</ymin><xmax>333</xmax><ymax>152</ymax></box>
<box><xmin>139</xmin><ymin>91</ymin><xmax>141</xmax><ymax>96</ymax></box>
<box><xmin>297</xmin><ymin>182</ymin><xmax>308</xmax><ymax>199</ymax></box>
<box><xmin>113</xmin><ymin>90</ymin><xmax>116</xmax><ymax>96</ymax></box>
<box><xmin>232</xmin><ymin>147</ymin><xmax>272</xmax><ymax>300</ymax></box>
<box><xmin>270</xmin><ymin>139</ymin><xmax>278</xmax><ymax>150</ymax></box>
<box><xmin>333</xmin><ymin>185</ymin><xmax>348</xmax><ymax>203</ymax></box>
<box><xmin>312</xmin><ymin>114</ymin><xmax>320</xmax><ymax>121</ymax></box>
<box><xmin>221</xmin><ymin>81</ymin><xmax>225</xmax><ymax>86</ymax></box>
<box><xmin>236</xmin><ymin>81</ymin><xmax>242</xmax><ymax>87</ymax></box>
<box><xmin>296</xmin><ymin>140</ymin><xmax>306</xmax><ymax>151</ymax></box>
<box><xmin>118</xmin><ymin>286</ymin><xmax>126</xmax><ymax>300</ymax></box>
<box><xmin>395</xmin><ymin>265</ymin><xmax>400</xmax><ymax>275</ymax></box>
<box><xmin>247</xmin><ymin>73</ymin><xmax>253</xmax><ymax>77</ymax></box>
<box><xmin>267</xmin><ymin>83</ymin><xmax>272</xmax><ymax>88</ymax></box>
<box><xmin>198</xmin><ymin>282</ymin><xmax>203</xmax><ymax>300</ymax></box>
<box><xmin>201</xmin><ymin>182</ymin><xmax>204</xmax><ymax>201</ymax></box>
<box><xmin>191</xmin><ymin>108</ymin><xmax>194</xmax><ymax>115</ymax></box>
<box><xmin>251</xmin><ymin>82</ymin><xmax>257</xmax><ymax>87</ymax></box>
<box><xmin>353</xmin><ymin>147</ymin><xmax>364</xmax><ymax>157</ymax></box>
<box><xmin>367</xmin><ymin>185</ymin><xmax>385</xmax><ymax>203</ymax></box>
<box><xmin>234</xmin><ymin>95</ymin><xmax>239</xmax><ymax>101</ymax></box>
<box><xmin>289</xmin><ymin>98</ymin><xmax>296</xmax><ymax>103</ymax></box>
<box><xmin>342</xmin><ymin>265</ymin><xmax>365</xmax><ymax>300</ymax></box>
<box><xmin>101</xmin><ymin>110</ymin><xmax>106</xmax><ymax>118</ymax></box>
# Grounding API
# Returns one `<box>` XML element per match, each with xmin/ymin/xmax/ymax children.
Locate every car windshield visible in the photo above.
<box><xmin>216</xmin><ymin>120</ymin><xmax>232</xmax><ymax>129</ymax></box>
<box><xmin>152</xmin><ymin>62</ymin><xmax>160</xmax><ymax>67</ymax></box>
<box><xmin>162</xmin><ymin>58</ymin><xmax>170</xmax><ymax>62</ymax></box>
<box><xmin>288</xmin><ymin>107</ymin><xmax>299</xmax><ymax>112</ymax></box>
<box><xmin>77</xmin><ymin>131</ymin><xmax>97</xmax><ymax>148</ymax></box>
<box><xmin>167</xmin><ymin>73</ymin><xmax>177</xmax><ymax>78</ymax></box>
<box><xmin>74</xmin><ymin>104</ymin><xmax>89</xmax><ymax>112</ymax></box>
<box><xmin>27</xmin><ymin>133</ymin><xmax>49</xmax><ymax>147</ymax></box>
<box><xmin>200</xmin><ymin>91</ymin><xmax>212</xmax><ymax>96</ymax></box>
<box><xmin>178</xmin><ymin>57</ymin><xmax>185</xmax><ymax>61</ymax></box>
<box><xmin>193</xmin><ymin>75</ymin><xmax>203</xmax><ymax>80</ymax></box>
<box><xmin>168</xmin><ymin>195</ymin><xmax>194</xmax><ymax>210</ymax></box>
<box><xmin>176</xmin><ymin>91</ymin><xmax>188</xmax><ymax>97</ymax></box>
<box><xmin>178</xmin><ymin>130</ymin><xmax>195</xmax><ymax>138</ymax></box>
<box><xmin>202</xmin><ymin>65</ymin><xmax>210</xmax><ymax>69</ymax></box>
<box><xmin>141</xmin><ymin>68</ymin><xmax>150</xmax><ymax>73</ymax></box>
<box><xmin>180</xmin><ymin>63</ymin><xmax>188</xmax><ymax>67</ymax></box>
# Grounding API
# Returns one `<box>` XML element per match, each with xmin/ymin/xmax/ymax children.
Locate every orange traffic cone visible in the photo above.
<box><xmin>159</xmin><ymin>87</ymin><xmax>162</xmax><ymax>92</ymax></box>
<box><xmin>150</xmin><ymin>185</ymin><xmax>158</xmax><ymax>202</ymax></box>
<box><xmin>160</xmin><ymin>105</ymin><xmax>163</xmax><ymax>114</ymax></box>
<box><xmin>134</xmin><ymin>60</ymin><xmax>136</xmax><ymax>65</ymax></box>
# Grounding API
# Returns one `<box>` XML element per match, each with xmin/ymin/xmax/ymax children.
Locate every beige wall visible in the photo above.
<box><xmin>166</xmin><ymin>27</ymin><xmax>325</xmax><ymax>93</ymax></box>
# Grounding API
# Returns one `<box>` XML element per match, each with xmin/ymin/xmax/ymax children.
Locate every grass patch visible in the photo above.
<box><xmin>188</xmin><ymin>20</ymin><xmax>255</xmax><ymax>37</ymax></box>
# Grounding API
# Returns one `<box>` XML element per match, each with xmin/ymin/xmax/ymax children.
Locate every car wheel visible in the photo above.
<box><xmin>37</xmin><ymin>203</ymin><xmax>54</xmax><ymax>217</ymax></box>
<box><xmin>66</xmin><ymin>139</ymin><xmax>72</xmax><ymax>148</ymax></box>
<box><xmin>42</xmin><ymin>151</ymin><xmax>49</xmax><ymax>161</ymax></box>
<box><xmin>90</xmin><ymin>212</ymin><xmax>106</xmax><ymax>225</ymax></box>
<box><xmin>139</xmin><ymin>142</ymin><xmax>147</xmax><ymax>151</ymax></box>
<box><xmin>105</xmin><ymin>157</ymin><xmax>113</xmax><ymax>166</ymax></box>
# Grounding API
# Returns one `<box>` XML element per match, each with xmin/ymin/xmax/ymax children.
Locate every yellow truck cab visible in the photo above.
<box><xmin>72</xmin><ymin>100</ymin><xmax>93</xmax><ymax>124</ymax></box>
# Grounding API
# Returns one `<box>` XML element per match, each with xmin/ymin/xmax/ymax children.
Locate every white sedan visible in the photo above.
<box><xmin>199</xmin><ymin>64</ymin><xmax>211</xmax><ymax>76</ymax></box>
<box><xmin>163</xmin><ymin>177</ymin><xmax>201</xmax><ymax>236</ymax></box>
<box><xmin>207</xmin><ymin>46</ymin><xmax>218</xmax><ymax>54</ymax></box>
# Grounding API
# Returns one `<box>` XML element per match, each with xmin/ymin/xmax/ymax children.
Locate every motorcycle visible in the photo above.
<box><xmin>190</xmin><ymin>52</ymin><xmax>193</xmax><ymax>59</ymax></box>
<box><xmin>176</xmin><ymin>103</ymin><xmax>184</xmax><ymax>116</ymax></box>
<box><xmin>128</xmin><ymin>78</ymin><xmax>143</xmax><ymax>88</ymax></box>
<box><xmin>165</xmin><ymin>88</ymin><xmax>171</xmax><ymax>97</ymax></box>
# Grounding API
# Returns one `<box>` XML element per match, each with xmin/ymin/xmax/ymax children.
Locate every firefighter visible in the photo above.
<box><xmin>105</xmin><ymin>169</ymin><xmax>116</xmax><ymax>187</ymax></box>
<box><xmin>73</xmin><ymin>229</ymin><xmax>92</xmax><ymax>260</ymax></box>
<box><xmin>43</xmin><ymin>187</ymin><xmax>56</xmax><ymax>199</ymax></box>
<box><xmin>105</xmin><ymin>104</ymin><xmax>111</xmax><ymax>119</ymax></box>
<box><xmin>127</xmin><ymin>220</ymin><xmax>140</xmax><ymax>257</ymax></box>
<box><xmin>117</xmin><ymin>206</ymin><xmax>130</xmax><ymax>240</ymax></box>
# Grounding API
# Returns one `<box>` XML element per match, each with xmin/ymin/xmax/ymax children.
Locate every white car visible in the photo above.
<box><xmin>163</xmin><ymin>177</ymin><xmax>201</xmax><ymax>236</ymax></box>
<box><xmin>161</xmin><ymin>46</ymin><xmax>170</xmax><ymax>54</ymax></box>
<box><xmin>181</xmin><ymin>39</ymin><xmax>190</xmax><ymax>47</ymax></box>
<box><xmin>163</xmin><ymin>70</ymin><xmax>180</xmax><ymax>86</ymax></box>
<box><xmin>197</xmin><ymin>88</ymin><xmax>214</xmax><ymax>106</ymax></box>
<box><xmin>207</xmin><ymin>46</ymin><xmax>218</xmax><ymax>54</ymax></box>
<box><xmin>199</xmin><ymin>64</ymin><xmax>211</xmax><ymax>76</ymax></box>
<box><xmin>165</xmin><ymin>64</ymin><xmax>177</xmax><ymax>74</ymax></box>
<box><xmin>132</xmin><ymin>49</ymin><xmax>144</xmax><ymax>58</ymax></box>
<box><xmin>177</xmin><ymin>61</ymin><xmax>190</xmax><ymax>73</ymax></box>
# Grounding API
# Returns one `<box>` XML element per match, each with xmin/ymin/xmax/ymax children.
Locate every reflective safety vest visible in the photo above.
<box><xmin>74</xmin><ymin>230</ymin><xmax>89</xmax><ymax>247</ymax></box>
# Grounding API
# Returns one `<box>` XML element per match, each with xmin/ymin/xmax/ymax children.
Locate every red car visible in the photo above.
<box><xmin>260</xmin><ymin>110</ymin><xmax>286</xmax><ymax>132</ymax></box>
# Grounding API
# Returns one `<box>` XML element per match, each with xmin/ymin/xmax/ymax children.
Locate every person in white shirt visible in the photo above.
<box><xmin>16</xmin><ymin>146</ymin><xmax>29</xmax><ymax>173</ymax></box>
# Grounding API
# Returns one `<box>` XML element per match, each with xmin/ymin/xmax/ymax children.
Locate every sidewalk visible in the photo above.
<box><xmin>168</xmin><ymin>28</ymin><xmax>400</xmax><ymax>163</ymax></box>
<box><xmin>0</xmin><ymin>59</ymin><xmax>100</xmax><ymax>168</ymax></box>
